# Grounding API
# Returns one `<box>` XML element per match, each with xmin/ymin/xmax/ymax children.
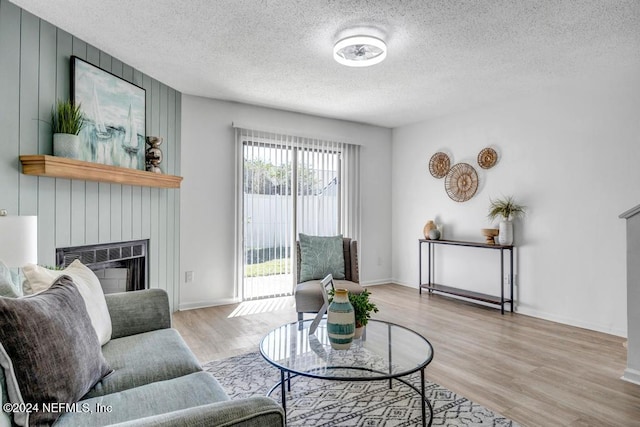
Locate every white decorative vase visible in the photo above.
<box><xmin>498</xmin><ymin>219</ymin><xmax>513</xmax><ymax>245</ymax></box>
<box><xmin>327</xmin><ymin>289</ymin><xmax>355</xmax><ymax>350</ymax></box>
<box><xmin>53</xmin><ymin>133</ymin><xmax>82</xmax><ymax>159</ymax></box>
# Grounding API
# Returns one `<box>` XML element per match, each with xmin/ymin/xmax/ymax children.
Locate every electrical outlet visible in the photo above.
<box><xmin>185</xmin><ymin>271</ymin><xmax>194</xmax><ymax>283</ymax></box>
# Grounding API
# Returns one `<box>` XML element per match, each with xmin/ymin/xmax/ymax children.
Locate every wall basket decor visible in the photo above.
<box><xmin>445</xmin><ymin>163</ymin><xmax>478</xmax><ymax>202</ymax></box>
<box><xmin>428</xmin><ymin>152</ymin><xmax>450</xmax><ymax>178</ymax></box>
<box><xmin>477</xmin><ymin>147</ymin><xmax>498</xmax><ymax>169</ymax></box>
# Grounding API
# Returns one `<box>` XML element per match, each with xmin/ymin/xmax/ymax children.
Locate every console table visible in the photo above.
<box><xmin>419</xmin><ymin>239</ymin><xmax>514</xmax><ymax>314</ymax></box>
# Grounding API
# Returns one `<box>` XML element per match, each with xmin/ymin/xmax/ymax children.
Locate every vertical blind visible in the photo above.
<box><xmin>234</xmin><ymin>126</ymin><xmax>361</xmax><ymax>300</ymax></box>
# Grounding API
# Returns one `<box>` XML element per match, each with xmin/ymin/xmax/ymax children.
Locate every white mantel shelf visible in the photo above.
<box><xmin>20</xmin><ymin>155</ymin><xmax>183</xmax><ymax>189</ymax></box>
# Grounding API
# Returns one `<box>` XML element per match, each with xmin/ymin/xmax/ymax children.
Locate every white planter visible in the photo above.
<box><xmin>53</xmin><ymin>133</ymin><xmax>81</xmax><ymax>159</ymax></box>
<box><xmin>354</xmin><ymin>325</ymin><xmax>364</xmax><ymax>339</ymax></box>
<box><xmin>498</xmin><ymin>220</ymin><xmax>513</xmax><ymax>245</ymax></box>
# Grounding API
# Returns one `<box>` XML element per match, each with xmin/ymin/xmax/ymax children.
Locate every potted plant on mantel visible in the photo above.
<box><xmin>349</xmin><ymin>289</ymin><xmax>379</xmax><ymax>339</ymax></box>
<box><xmin>51</xmin><ymin>100</ymin><xmax>85</xmax><ymax>160</ymax></box>
<box><xmin>488</xmin><ymin>195</ymin><xmax>526</xmax><ymax>245</ymax></box>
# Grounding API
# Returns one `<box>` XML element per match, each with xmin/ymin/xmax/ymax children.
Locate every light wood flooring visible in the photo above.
<box><xmin>173</xmin><ymin>284</ymin><xmax>640</xmax><ymax>426</ymax></box>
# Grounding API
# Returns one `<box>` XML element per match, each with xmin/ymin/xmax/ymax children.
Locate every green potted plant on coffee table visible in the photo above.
<box><xmin>349</xmin><ymin>289</ymin><xmax>379</xmax><ymax>339</ymax></box>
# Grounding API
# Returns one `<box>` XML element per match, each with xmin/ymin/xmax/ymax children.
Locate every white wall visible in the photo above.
<box><xmin>180</xmin><ymin>96</ymin><xmax>392</xmax><ymax>310</ymax></box>
<box><xmin>391</xmin><ymin>74</ymin><xmax>640</xmax><ymax>336</ymax></box>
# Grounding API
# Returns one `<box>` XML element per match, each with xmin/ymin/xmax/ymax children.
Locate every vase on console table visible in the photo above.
<box><xmin>498</xmin><ymin>220</ymin><xmax>513</xmax><ymax>245</ymax></box>
<box><xmin>423</xmin><ymin>220</ymin><xmax>436</xmax><ymax>239</ymax></box>
<box><xmin>327</xmin><ymin>289</ymin><xmax>355</xmax><ymax>350</ymax></box>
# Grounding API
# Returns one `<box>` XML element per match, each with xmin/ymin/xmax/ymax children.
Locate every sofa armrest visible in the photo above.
<box><xmin>108</xmin><ymin>397</ymin><xmax>285</xmax><ymax>427</ymax></box>
<box><xmin>105</xmin><ymin>289</ymin><xmax>171</xmax><ymax>339</ymax></box>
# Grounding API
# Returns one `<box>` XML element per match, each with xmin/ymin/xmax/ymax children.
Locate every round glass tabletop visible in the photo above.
<box><xmin>260</xmin><ymin>319</ymin><xmax>433</xmax><ymax>381</ymax></box>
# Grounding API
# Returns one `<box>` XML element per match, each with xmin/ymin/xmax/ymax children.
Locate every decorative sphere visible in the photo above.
<box><xmin>428</xmin><ymin>229</ymin><xmax>441</xmax><ymax>240</ymax></box>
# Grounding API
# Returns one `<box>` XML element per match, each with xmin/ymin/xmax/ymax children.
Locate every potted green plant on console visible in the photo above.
<box><xmin>51</xmin><ymin>100</ymin><xmax>85</xmax><ymax>160</ymax></box>
<box><xmin>488</xmin><ymin>195</ymin><xmax>526</xmax><ymax>245</ymax></box>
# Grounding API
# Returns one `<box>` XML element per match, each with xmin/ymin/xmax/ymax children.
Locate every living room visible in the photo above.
<box><xmin>1</xmin><ymin>0</ymin><xmax>639</xmax><ymax>426</ymax></box>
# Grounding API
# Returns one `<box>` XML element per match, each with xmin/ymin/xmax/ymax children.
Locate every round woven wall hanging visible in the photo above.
<box><xmin>428</xmin><ymin>152</ymin><xmax>451</xmax><ymax>179</ymax></box>
<box><xmin>445</xmin><ymin>163</ymin><xmax>478</xmax><ymax>202</ymax></box>
<box><xmin>477</xmin><ymin>147</ymin><xmax>498</xmax><ymax>169</ymax></box>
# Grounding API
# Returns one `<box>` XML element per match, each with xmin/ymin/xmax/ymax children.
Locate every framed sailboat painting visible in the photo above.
<box><xmin>71</xmin><ymin>56</ymin><xmax>146</xmax><ymax>170</ymax></box>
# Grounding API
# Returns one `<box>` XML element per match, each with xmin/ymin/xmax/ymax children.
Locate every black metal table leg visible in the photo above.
<box><xmin>388</xmin><ymin>324</ymin><xmax>393</xmax><ymax>389</ymax></box>
<box><xmin>421</xmin><ymin>368</ymin><xmax>434</xmax><ymax>427</ymax></box>
<box><xmin>280</xmin><ymin>369</ymin><xmax>286</xmax><ymax>422</ymax></box>
<box><xmin>510</xmin><ymin>248</ymin><xmax>514</xmax><ymax>312</ymax></box>
<box><xmin>500</xmin><ymin>248</ymin><xmax>504</xmax><ymax>315</ymax></box>
<box><xmin>427</xmin><ymin>241</ymin><xmax>432</xmax><ymax>293</ymax></box>
<box><xmin>419</xmin><ymin>240</ymin><xmax>422</xmax><ymax>294</ymax></box>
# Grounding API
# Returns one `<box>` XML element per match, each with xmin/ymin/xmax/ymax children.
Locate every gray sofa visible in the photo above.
<box><xmin>2</xmin><ymin>289</ymin><xmax>285</xmax><ymax>427</ymax></box>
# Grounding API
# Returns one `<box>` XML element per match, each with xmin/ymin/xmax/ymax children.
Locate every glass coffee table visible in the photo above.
<box><xmin>260</xmin><ymin>318</ymin><xmax>434</xmax><ymax>426</ymax></box>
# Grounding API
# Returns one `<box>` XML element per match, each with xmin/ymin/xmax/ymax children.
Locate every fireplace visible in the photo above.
<box><xmin>56</xmin><ymin>240</ymin><xmax>148</xmax><ymax>294</ymax></box>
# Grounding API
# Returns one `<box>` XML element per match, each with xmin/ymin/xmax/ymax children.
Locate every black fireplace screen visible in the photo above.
<box><xmin>56</xmin><ymin>239</ymin><xmax>148</xmax><ymax>293</ymax></box>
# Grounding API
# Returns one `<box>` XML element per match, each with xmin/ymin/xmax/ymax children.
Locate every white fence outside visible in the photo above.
<box><xmin>244</xmin><ymin>194</ymin><xmax>338</xmax><ymax>251</ymax></box>
<box><xmin>243</xmin><ymin>194</ymin><xmax>338</xmax><ymax>299</ymax></box>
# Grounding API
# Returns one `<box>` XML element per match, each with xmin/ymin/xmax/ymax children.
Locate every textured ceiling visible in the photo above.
<box><xmin>9</xmin><ymin>0</ymin><xmax>640</xmax><ymax>128</ymax></box>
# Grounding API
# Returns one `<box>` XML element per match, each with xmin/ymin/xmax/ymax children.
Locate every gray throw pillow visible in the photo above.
<box><xmin>0</xmin><ymin>275</ymin><xmax>112</xmax><ymax>426</ymax></box>
<box><xmin>299</xmin><ymin>234</ymin><xmax>345</xmax><ymax>282</ymax></box>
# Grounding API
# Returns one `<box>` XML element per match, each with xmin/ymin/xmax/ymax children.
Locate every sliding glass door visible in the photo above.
<box><xmin>239</xmin><ymin>133</ymin><xmax>343</xmax><ymax>300</ymax></box>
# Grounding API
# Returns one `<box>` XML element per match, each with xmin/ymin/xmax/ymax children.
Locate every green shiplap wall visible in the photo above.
<box><xmin>0</xmin><ymin>0</ymin><xmax>182</xmax><ymax>311</ymax></box>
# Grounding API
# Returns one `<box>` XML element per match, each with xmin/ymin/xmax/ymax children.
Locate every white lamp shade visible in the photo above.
<box><xmin>0</xmin><ymin>215</ymin><xmax>37</xmax><ymax>267</ymax></box>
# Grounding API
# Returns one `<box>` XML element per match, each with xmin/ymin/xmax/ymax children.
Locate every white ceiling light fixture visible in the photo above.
<box><xmin>333</xmin><ymin>35</ymin><xmax>387</xmax><ymax>67</ymax></box>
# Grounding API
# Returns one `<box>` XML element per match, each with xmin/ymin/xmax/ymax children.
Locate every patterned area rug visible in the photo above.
<box><xmin>202</xmin><ymin>352</ymin><xmax>518</xmax><ymax>427</ymax></box>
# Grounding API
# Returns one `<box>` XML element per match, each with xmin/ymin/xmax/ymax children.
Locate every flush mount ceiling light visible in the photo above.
<box><xmin>333</xmin><ymin>35</ymin><xmax>387</xmax><ymax>67</ymax></box>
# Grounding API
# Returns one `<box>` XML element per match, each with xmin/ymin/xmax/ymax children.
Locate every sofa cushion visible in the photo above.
<box><xmin>55</xmin><ymin>371</ymin><xmax>228</xmax><ymax>427</ymax></box>
<box><xmin>295</xmin><ymin>279</ymin><xmax>364</xmax><ymax>313</ymax></box>
<box><xmin>86</xmin><ymin>328</ymin><xmax>202</xmax><ymax>398</ymax></box>
<box><xmin>298</xmin><ymin>234</ymin><xmax>345</xmax><ymax>282</ymax></box>
<box><xmin>0</xmin><ymin>260</ymin><xmax>19</xmax><ymax>298</ymax></box>
<box><xmin>22</xmin><ymin>260</ymin><xmax>112</xmax><ymax>345</ymax></box>
<box><xmin>0</xmin><ymin>276</ymin><xmax>112</xmax><ymax>427</ymax></box>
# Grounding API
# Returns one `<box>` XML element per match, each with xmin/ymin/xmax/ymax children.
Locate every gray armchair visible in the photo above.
<box><xmin>294</xmin><ymin>237</ymin><xmax>364</xmax><ymax>321</ymax></box>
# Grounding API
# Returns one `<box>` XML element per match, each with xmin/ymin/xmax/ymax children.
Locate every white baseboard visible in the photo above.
<box><xmin>362</xmin><ymin>278</ymin><xmax>394</xmax><ymax>286</ymax></box>
<box><xmin>516</xmin><ymin>306</ymin><xmax>626</xmax><ymax>337</ymax></box>
<box><xmin>179</xmin><ymin>297</ymin><xmax>241</xmax><ymax>311</ymax></box>
<box><xmin>391</xmin><ymin>280</ymin><xmax>418</xmax><ymax>289</ymax></box>
<box><xmin>621</xmin><ymin>368</ymin><xmax>640</xmax><ymax>385</ymax></box>
<box><xmin>389</xmin><ymin>281</ymin><xmax>627</xmax><ymax>337</ymax></box>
